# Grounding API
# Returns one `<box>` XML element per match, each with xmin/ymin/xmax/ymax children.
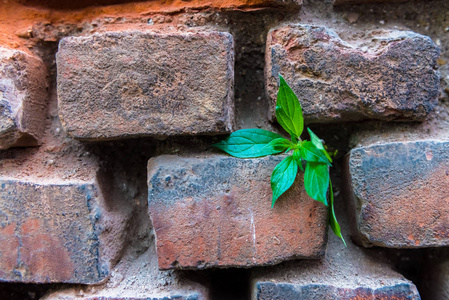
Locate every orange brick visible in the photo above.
<box><xmin>148</xmin><ymin>155</ymin><xmax>327</xmax><ymax>270</ymax></box>
<box><xmin>345</xmin><ymin>140</ymin><xmax>449</xmax><ymax>248</ymax></box>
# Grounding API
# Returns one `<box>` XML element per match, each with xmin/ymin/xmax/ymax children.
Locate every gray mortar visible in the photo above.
<box><xmin>42</xmin><ymin>238</ymin><xmax>209</xmax><ymax>299</ymax></box>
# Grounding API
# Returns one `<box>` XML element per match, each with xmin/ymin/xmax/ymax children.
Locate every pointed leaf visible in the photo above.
<box><xmin>263</xmin><ymin>138</ymin><xmax>296</xmax><ymax>153</ymax></box>
<box><xmin>276</xmin><ymin>75</ymin><xmax>304</xmax><ymax>139</ymax></box>
<box><xmin>271</xmin><ymin>156</ymin><xmax>298</xmax><ymax>208</ymax></box>
<box><xmin>301</xmin><ymin>141</ymin><xmax>331</xmax><ymax>165</ymax></box>
<box><xmin>304</xmin><ymin>162</ymin><xmax>329</xmax><ymax>206</ymax></box>
<box><xmin>213</xmin><ymin>129</ymin><xmax>285</xmax><ymax>158</ymax></box>
<box><xmin>307</xmin><ymin>128</ymin><xmax>332</xmax><ymax>163</ymax></box>
<box><xmin>329</xmin><ymin>179</ymin><xmax>346</xmax><ymax>246</ymax></box>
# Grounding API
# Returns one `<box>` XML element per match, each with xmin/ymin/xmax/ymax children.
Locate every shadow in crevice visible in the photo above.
<box><xmin>0</xmin><ymin>282</ymin><xmax>67</xmax><ymax>300</ymax></box>
<box><xmin>209</xmin><ymin>268</ymin><xmax>251</xmax><ymax>300</ymax></box>
<box><xmin>86</xmin><ymin>137</ymin><xmax>157</xmax><ymax>260</ymax></box>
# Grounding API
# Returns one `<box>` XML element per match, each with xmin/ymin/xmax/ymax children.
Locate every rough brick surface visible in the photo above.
<box><xmin>0</xmin><ymin>47</ymin><xmax>48</xmax><ymax>149</ymax></box>
<box><xmin>345</xmin><ymin>140</ymin><xmax>449</xmax><ymax>248</ymax></box>
<box><xmin>47</xmin><ymin>296</ymin><xmax>201</xmax><ymax>300</ymax></box>
<box><xmin>0</xmin><ymin>178</ymin><xmax>108</xmax><ymax>283</ymax></box>
<box><xmin>251</xmin><ymin>202</ymin><xmax>420</xmax><ymax>300</ymax></box>
<box><xmin>45</xmin><ymin>294</ymin><xmax>202</xmax><ymax>300</ymax></box>
<box><xmin>18</xmin><ymin>0</ymin><xmax>301</xmax><ymax>10</ymax></box>
<box><xmin>255</xmin><ymin>283</ymin><xmax>419</xmax><ymax>299</ymax></box>
<box><xmin>57</xmin><ymin>29</ymin><xmax>235</xmax><ymax>140</ymax></box>
<box><xmin>266</xmin><ymin>24</ymin><xmax>439</xmax><ymax>123</ymax></box>
<box><xmin>334</xmin><ymin>0</ymin><xmax>408</xmax><ymax>5</ymax></box>
<box><xmin>77</xmin><ymin>297</ymin><xmax>199</xmax><ymax>300</ymax></box>
<box><xmin>42</xmin><ymin>199</ymin><xmax>210</xmax><ymax>300</ymax></box>
<box><xmin>41</xmin><ymin>248</ymin><xmax>210</xmax><ymax>300</ymax></box>
<box><xmin>147</xmin><ymin>155</ymin><xmax>327</xmax><ymax>270</ymax></box>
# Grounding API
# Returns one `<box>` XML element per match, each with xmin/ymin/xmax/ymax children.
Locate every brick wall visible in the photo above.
<box><xmin>0</xmin><ymin>0</ymin><xmax>448</xmax><ymax>299</ymax></box>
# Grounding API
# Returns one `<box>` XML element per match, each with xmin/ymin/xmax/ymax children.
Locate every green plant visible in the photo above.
<box><xmin>213</xmin><ymin>75</ymin><xmax>345</xmax><ymax>245</ymax></box>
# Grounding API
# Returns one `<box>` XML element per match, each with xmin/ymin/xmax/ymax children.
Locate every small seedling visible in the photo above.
<box><xmin>213</xmin><ymin>75</ymin><xmax>345</xmax><ymax>245</ymax></box>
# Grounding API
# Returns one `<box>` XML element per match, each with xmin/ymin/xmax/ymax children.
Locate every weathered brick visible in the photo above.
<box><xmin>85</xmin><ymin>297</ymin><xmax>199</xmax><ymax>300</ymax></box>
<box><xmin>45</xmin><ymin>295</ymin><xmax>202</xmax><ymax>300</ymax></box>
<box><xmin>19</xmin><ymin>0</ymin><xmax>301</xmax><ymax>10</ymax></box>
<box><xmin>251</xmin><ymin>206</ymin><xmax>420</xmax><ymax>300</ymax></box>
<box><xmin>0</xmin><ymin>47</ymin><xmax>48</xmax><ymax>149</ymax></box>
<box><xmin>266</xmin><ymin>24</ymin><xmax>439</xmax><ymax>123</ymax></box>
<box><xmin>345</xmin><ymin>140</ymin><xmax>449</xmax><ymax>248</ymax></box>
<box><xmin>56</xmin><ymin>29</ymin><xmax>235</xmax><ymax>140</ymax></box>
<box><xmin>334</xmin><ymin>0</ymin><xmax>408</xmax><ymax>5</ymax></box>
<box><xmin>255</xmin><ymin>283</ymin><xmax>420</xmax><ymax>299</ymax></box>
<box><xmin>147</xmin><ymin>155</ymin><xmax>327</xmax><ymax>270</ymax></box>
<box><xmin>41</xmin><ymin>219</ymin><xmax>210</xmax><ymax>300</ymax></box>
<box><xmin>0</xmin><ymin>178</ymin><xmax>108</xmax><ymax>283</ymax></box>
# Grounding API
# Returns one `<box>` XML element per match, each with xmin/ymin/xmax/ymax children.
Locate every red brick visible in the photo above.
<box><xmin>41</xmin><ymin>225</ymin><xmax>210</xmax><ymax>299</ymax></box>
<box><xmin>251</xmin><ymin>205</ymin><xmax>420</xmax><ymax>299</ymax></box>
<box><xmin>56</xmin><ymin>28</ymin><xmax>235</xmax><ymax>141</ymax></box>
<box><xmin>147</xmin><ymin>155</ymin><xmax>327</xmax><ymax>270</ymax></box>
<box><xmin>0</xmin><ymin>47</ymin><xmax>48</xmax><ymax>149</ymax></box>
<box><xmin>344</xmin><ymin>140</ymin><xmax>449</xmax><ymax>248</ymax></box>
<box><xmin>17</xmin><ymin>0</ymin><xmax>301</xmax><ymax>10</ymax></box>
<box><xmin>0</xmin><ymin>178</ymin><xmax>109</xmax><ymax>283</ymax></box>
<box><xmin>266</xmin><ymin>24</ymin><xmax>439</xmax><ymax>123</ymax></box>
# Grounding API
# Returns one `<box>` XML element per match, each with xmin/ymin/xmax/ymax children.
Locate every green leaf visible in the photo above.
<box><xmin>329</xmin><ymin>180</ymin><xmax>346</xmax><ymax>246</ymax></box>
<box><xmin>263</xmin><ymin>138</ymin><xmax>296</xmax><ymax>153</ymax></box>
<box><xmin>271</xmin><ymin>156</ymin><xmax>298</xmax><ymax>208</ymax></box>
<box><xmin>301</xmin><ymin>142</ymin><xmax>331</xmax><ymax>165</ymax></box>
<box><xmin>213</xmin><ymin>129</ymin><xmax>285</xmax><ymax>158</ymax></box>
<box><xmin>304</xmin><ymin>162</ymin><xmax>329</xmax><ymax>206</ymax></box>
<box><xmin>307</xmin><ymin>128</ymin><xmax>332</xmax><ymax>163</ymax></box>
<box><xmin>292</xmin><ymin>149</ymin><xmax>304</xmax><ymax>172</ymax></box>
<box><xmin>276</xmin><ymin>75</ymin><xmax>304</xmax><ymax>140</ymax></box>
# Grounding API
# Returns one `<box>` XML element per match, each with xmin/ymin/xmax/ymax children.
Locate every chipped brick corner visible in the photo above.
<box><xmin>0</xmin><ymin>47</ymin><xmax>48</xmax><ymax>149</ymax></box>
<box><xmin>266</xmin><ymin>24</ymin><xmax>439</xmax><ymax>124</ymax></box>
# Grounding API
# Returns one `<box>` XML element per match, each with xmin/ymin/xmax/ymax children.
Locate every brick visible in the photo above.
<box><xmin>266</xmin><ymin>24</ymin><xmax>439</xmax><ymax>123</ymax></box>
<box><xmin>18</xmin><ymin>0</ymin><xmax>301</xmax><ymax>10</ymax></box>
<box><xmin>45</xmin><ymin>295</ymin><xmax>202</xmax><ymax>300</ymax></box>
<box><xmin>0</xmin><ymin>178</ymin><xmax>109</xmax><ymax>283</ymax></box>
<box><xmin>344</xmin><ymin>140</ymin><xmax>449</xmax><ymax>248</ymax></box>
<box><xmin>0</xmin><ymin>47</ymin><xmax>48</xmax><ymax>149</ymax></box>
<box><xmin>251</xmin><ymin>207</ymin><xmax>420</xmax><ymax>300</ymax></box>
<box><xmin>334</xmin><ymin>0</ymin><xmax>408</xmax><ymax>5</ymax></box>
<box><xmin>56</xmin><ymin>29</ymin><xmax>235</xmax><ymax>140</ymax></box>
<box><xmin>86</xmin><ymin>297</ymin><xmax>200</xmax><ymax>300</ymax></box>
<box><xmin>255</xmin><ymin>283</ymin><xmax>420</xmax><ymax>299</ymax></box>
<box><xmin>41</xmin><ymin>219</ymin><xmax>210</xmax><ymax>300</ymax></box>
<box><xmin>147</xmin><ymin>155</ymin><xmax>327</xmax><ymax>270</ymax></box>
